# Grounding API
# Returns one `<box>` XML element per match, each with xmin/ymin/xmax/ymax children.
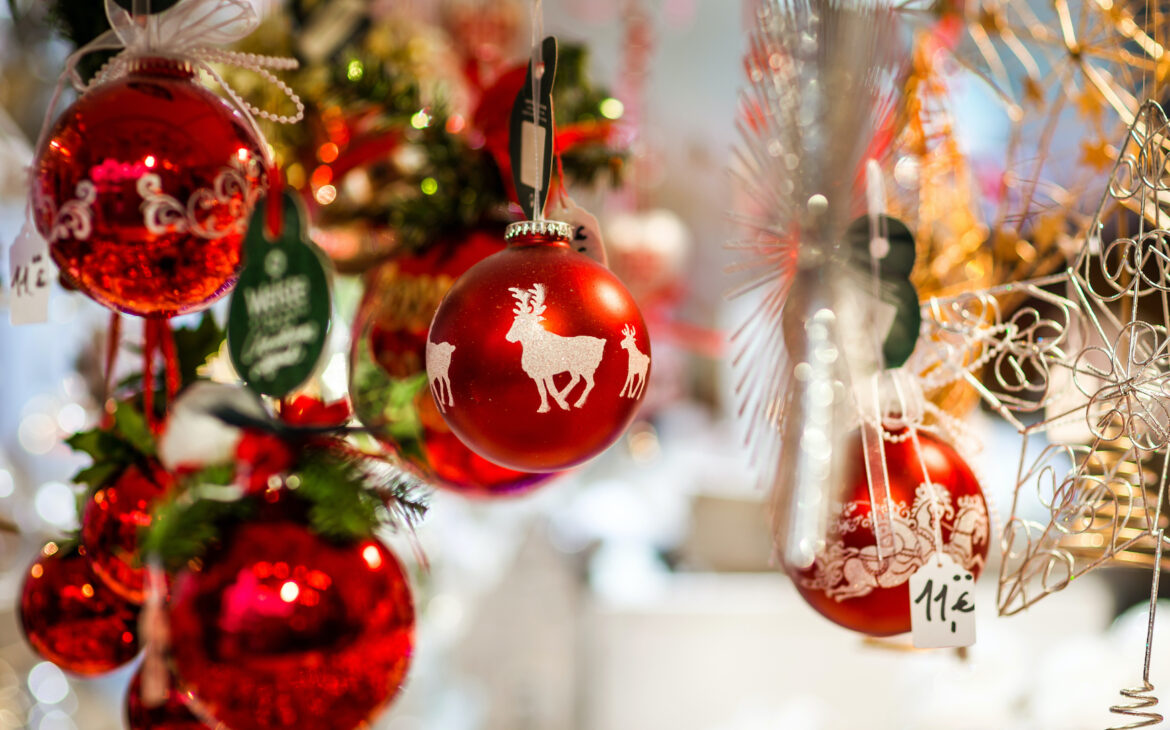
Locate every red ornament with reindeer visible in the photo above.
<box><xmin>787</xmin><ymin>428</ymin><xmax>991</xmax><ymax>637</ymax></box>
<box><xmin>351</xmin><ymin>227</ymin><xmax>556</xmax><ymax>495</ymax></box>
<box><xmin>426</xmin><ymin>221</ymin><xmax>650</xmax><ymax>472</ymax></box>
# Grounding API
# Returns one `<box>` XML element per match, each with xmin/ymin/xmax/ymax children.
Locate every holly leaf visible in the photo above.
<box><xmin>173</xmin><ymin>312</ymin><xmax>227</xmax><ymax>387</ymax></box>
<box><xmin>71</xmin><ymin>461</ymin><xmax>124</xmax><ymax>493</ymax></box>
<box><xmin>65</xmin><ymin>428</ymin><xmax>126</xmax><ymax>462</ymax></box>
<box><xmin>65</xmin><ymin>423</ymin><xmax>139</xmax><ymax>492</ymax></box>
<box><xmin>113</xmin><ymin>401</ymin><xmax>156</xmax><ymax>456</ymax></box>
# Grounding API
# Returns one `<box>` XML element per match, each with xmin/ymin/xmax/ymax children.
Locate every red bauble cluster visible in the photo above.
<box><xmin>351</xmin><ymin>226</ymin><xmax>554</xmax><ymax>495</ymax></box>
<box><xmin>19</xmin><ymin>542</ymin><xmax>140</xmax><ymax>675</ymax></box>
<box><xmin>426</xmin><ymin>222</ymin><xmax>651</xmax><ymax>472</ymax></box>
<box><xmin>168</xmin><ymin>518</ymin><xmax>415</xmax><ymax>730</ymax></box>
<box><xmin>32</xmin><ymin>58</ymin><xmax>265</xmax><ymax>317</ymax></box>
<box><xmin>788</xmin><ymin>429</ymin><xmax>990</xmax><ymax>636</ymax></box>
<box><xmin>81</xmin><ymin>462</ymin><xmax>174</xmax><ymax>604</ymax></box>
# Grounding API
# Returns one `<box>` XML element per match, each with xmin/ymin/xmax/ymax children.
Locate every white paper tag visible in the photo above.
<box><xmin>910</xmin><ymin>552</ymin><xmax>976</xmax><ymax>648</ymax></box>
<box><xmin>548</xmin><ymin>194</ymin><xmax>607</xmax><ymax>267</ymax></box>
<box><xmin>8</xmin><ymin>222</ymin><xmax>54</xmax><ymax>325</ymax></box>
<box><xmin>519</xmin><ymin>121</ymin><xmax>547</xmax><ymax>190</ymax></box>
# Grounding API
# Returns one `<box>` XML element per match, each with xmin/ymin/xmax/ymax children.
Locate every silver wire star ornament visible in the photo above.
<box><xmin>917</xmin><ymin>100</ymin><xmax>1170</xmax><ymax>727</ymax></box>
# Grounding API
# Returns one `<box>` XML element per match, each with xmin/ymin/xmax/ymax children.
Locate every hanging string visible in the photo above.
<box><xmin>554</xmin><ymin>147</ymin><xmax>569</xmax><ymax>207</ymax></box>
<box><xmin>159</xmin><ymin>318</ymin><xmax>179</xmax><ymax>404</ymax></box>
<box><xmin>142</xmin><ymin>319</ymin><xmax>158</xmax><ymax>431</ymax></box>
<box><xmin>101</xmin><ymin>312</ymin><xmax>122</xmax><ymax>428</ymax></box>
<box><xmin>530</xmin><ymin>0</ymin><xmax>544</xmax><ymax>221</ymax></box>
<box><xmin>266</xmin><ymin>165</ymin><xmax>286</xmax><ymax>240</ymax></box>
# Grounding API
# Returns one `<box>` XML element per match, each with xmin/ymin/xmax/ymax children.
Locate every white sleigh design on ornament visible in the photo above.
<box><xmin>426</xmin><ymin>340</ymin><xmax>455</xmax><ymax>412</ymax></box>
<box><xmin>619</xmin><ymin>324</ymin><xmax>649</xmax><ymax>399</ymax></box>
<box><xmin>800</xmin><ymin>484</ymin><xmax>989</xmax><ymax>601</ymax></box>
<box><xmin>506</xmin><ymin>284</ymin><xmax>605</xmax><ymax>413</ymax></box>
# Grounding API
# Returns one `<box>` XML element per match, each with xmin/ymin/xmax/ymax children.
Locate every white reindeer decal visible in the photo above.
<box><xmin>619</xmin><ymin>324</ymin><xmax>649</xmax><ymax>399</ymax></box>
<box><xmin>426</xmin><ymin>340</ymin><xmax>456</xmax><ymax>412</ymax></box>
<box><xmin>506</xmin><ymin>283</ymin><xmax>606</xmax><ymax>413</ymax></box>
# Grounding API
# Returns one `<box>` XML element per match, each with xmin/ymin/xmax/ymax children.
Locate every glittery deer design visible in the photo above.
<box><xmin>426</xmin><ymin>340</ymin><xmax>456</xmax><ymax>412</ymax></box>
<box><xmin>619</xmin><ymin>324</ymin><xmax>649</xmax><ymax>399</ymax></box>
<box><xmin>506</xmin><ymin>283</ymin><xmax>606</xmax><ymax>413</ymax></box>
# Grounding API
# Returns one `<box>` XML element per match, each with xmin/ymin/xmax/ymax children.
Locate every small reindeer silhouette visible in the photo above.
<box><xmin>506</xmin><ymin>284</ymin><xmax>606</xmax><ymax>413</ymax></box>
<box><xmin>619</xmin><ymin>324</ymin><xmax>649</xmax><ymax>399</ymax></box>
<box><xmin>426</xmin><ymin>340</ymin><xmax>456</xmax><ymax>412</ymax></box>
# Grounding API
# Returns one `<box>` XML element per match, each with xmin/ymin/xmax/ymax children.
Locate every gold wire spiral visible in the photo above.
<box><xmin>1109</xmin><ymin>680</ymin><xmax>1162</xmax><ymax>729</ymax></box>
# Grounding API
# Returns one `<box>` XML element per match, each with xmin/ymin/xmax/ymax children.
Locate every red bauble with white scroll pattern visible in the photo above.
<box><xmin>426</xmin><ymin>221</ymin><xmax>650</xmax><ymax>472</ymax></box>
<box><xmin>788</xmin><ymin>429</ymin><xmax>991</xmax><ymax>637</ymax></box>
<box><xmin>32</xmin><ymin>57</ymin><xmax>266</xmax><ymax>317</ymax></box>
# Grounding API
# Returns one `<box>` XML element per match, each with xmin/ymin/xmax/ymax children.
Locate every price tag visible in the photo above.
<box><xmin>548</xmin><ymin>193</ymin><xmax>607</xmax><ymax>267</ymax></box>
<box><xmin>8</xmin><ymin>222</ymin><xmax>54</xmax><ymax>325</ymax></box>
<box><xmin>509</xmin><ymin>36</ymin><xmax>558</xmax><ymax>220</ymax></box>
<box><xmin>227</xmin><ymin>192</ymin><xmax>331</xmax><ymax>398</ymax></box>
<box><xmin>910</xmin><ymin>552</ymin><xmax>976</xmax><ymax>648</ymax></box>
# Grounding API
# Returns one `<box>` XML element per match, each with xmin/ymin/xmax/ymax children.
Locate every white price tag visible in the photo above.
<box><xmin>519</xmin><ymin>121</ymin><xmax>547</xmax><ymax>190</ymax></box>
<box><xmin>548</xmin><ymin>194</ymin><xmax>607</xmax><ymax>267</ymax></box>
<box><xmin>8</xmin><ymin>222</ymin><xmax>54</xmax><ymax>325</ymax></box>
<box><xmin>910</xmin><ymin>553</ymin><xmax>976</xmax><ymax>648</ymax></box>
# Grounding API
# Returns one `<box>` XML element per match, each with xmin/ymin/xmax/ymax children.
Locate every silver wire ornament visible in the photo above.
<box><xmin>915</xmin><ymin>100</ymin><xmax>1170</xmax><ymax>728</ymax></box>
<box><xmin>728</xmin><ymin>0</ymin><xmax>904</xmax><ymax>570</ymax></box>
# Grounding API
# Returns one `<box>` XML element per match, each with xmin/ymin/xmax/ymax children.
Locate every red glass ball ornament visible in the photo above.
<box><xmin>126</xmin><ymin>665</ymin><xmax>208</xmax><ymax>730</ymax></box>
<box><xmin>426</xmin><ymin>221</ymin><xmax>651</xmax><ymax>472</ymax></box>
<box><xmin>168</xmin><ymin>519</ymin><xmax>415</xmax><ymax>730</ymax></box>
<box><xmin>788</xmin><ymin>429</ymin><xmax>991</xmax><ymax>637</ymax></box>
<box><xmin>19</xmin><ymin>542</ymin><xmax>141</xmax><ymax>675</ymax></box>
<box><xmin>81</xmin><ymin>462</ymin><xmax>174</xmax><ymax>604</ymax></box>
<box><xmin>32</xmin><ymin>57</ymin><xmax>266</xmax><ymax>317</ymax></box>
<box><xmin>350</xmin><ymin>226</ymin><xmax>555</xmax><ymax>495</ymax></box>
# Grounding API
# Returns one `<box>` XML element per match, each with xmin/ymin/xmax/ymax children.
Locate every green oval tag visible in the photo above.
<box><xmin>845</xmin><ymin>214</ymin><xmax>921</xmax><ymax>369</ymax></box>
<box><xmin>228</xmin><ymin>192</ymin><xmax>332</xmax><ymax>397</ymax></box>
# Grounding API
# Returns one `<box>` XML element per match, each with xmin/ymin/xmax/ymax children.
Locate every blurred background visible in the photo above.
<box><xmin>1</xmin><ymin>0</ymin><xmax>1168</xmax><ymax>728</ymax></box>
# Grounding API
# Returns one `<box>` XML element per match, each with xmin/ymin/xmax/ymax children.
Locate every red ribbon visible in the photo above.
<box><xmin>141</xmin><ymin>318</ymin><xmax>180</xmax><ymax>433</ymax></box>
<box><xmin>234</xmin><ymin>396</ymin><xmax>352</xmax><ymax>493</ymax></box>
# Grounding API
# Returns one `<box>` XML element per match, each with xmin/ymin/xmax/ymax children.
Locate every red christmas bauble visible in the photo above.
<box><xmin>426</xmin><ymin>221</ymin><xmax>651</xmax><ymax>472</ymax></box>
<box><xmin>32</xmin><ymin>57</ymin><xmax>266</xmax><ymax>317</ymax></box>
<box><xmin>168</xmin><ymin>519</ymin><xmax>415</xmax><ymax>730</ymax></box>
<box><xmin>788</xmin><ymin>429</ymin><xmax>991</xmax><ymax>636</ymax></box>
<box><xmin>19</xmin><ymin>542</ymin><xmax>141</xmax><ymax>675</ymax></box>
<box><xmin>81</xmin><ymin>462</ymin><xmax>174</xmax><ymax>604</ymax></box>
<box><xmin>351</xmin><ymin>226</ymin><xmax>555</xmax><ymax>495</ymax></box>
<box><xmin>126</xmin><ymin>665</ymin><xmax>208</xmax><ymax>730</ymax></box>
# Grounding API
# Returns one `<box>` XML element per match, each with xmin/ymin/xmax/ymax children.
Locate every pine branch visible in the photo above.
<box><xmin>142</xmin><ymin>478</ymin><xmax>253</xmax><ymax>572</ymax></box>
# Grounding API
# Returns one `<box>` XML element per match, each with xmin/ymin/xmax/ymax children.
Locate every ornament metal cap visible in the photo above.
<box><xmin>505</xmin><ymin>219</ymin><xmax>573</xmax><ymax>242</ymax></box>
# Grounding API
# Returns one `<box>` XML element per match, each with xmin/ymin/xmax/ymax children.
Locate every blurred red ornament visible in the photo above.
<box><xmin>81</xmin><ymin>462</ymin><xmax>174</xmax><ymax>604</ymax></box>
<box><xmin>426</xmin><ymin>221</ymin><xmax>650</xmax><ymax>472</ymax></box>
<box><xmin>32</xmin><ymin>57</ymin><xmax>266</xmax><ymax>317</ymax></box>
<box><xmin>19</xmin><ymin>542</ymin><xmax>141</xmax><ymax>675</ymax></box>
<box><xmin>351</xmin><ymin>226</ymin><xmax>554</xmax><ymax>495</ymax></box>
<box><xmin>126</xmin><ymin>665</ymin><xmax>208</xmax><ymax>730</ymax></box>
<box><xmin>168</xmin><ymin>519</ymin><xmax>415</xmax><ymax>730</ymax></box>
<box><xmin>789</xmin><ymin>429</ymin><xmax>991</xmax><ymax>637</ymax></box>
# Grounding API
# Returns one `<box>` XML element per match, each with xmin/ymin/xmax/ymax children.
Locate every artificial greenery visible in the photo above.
<box><xmin>142</xmin><ymin>473</ymin><xmax>256</xmax><ymax>571</ymax></box>
<box><xmin>143</xmin><ymin>441</ymin><xmax>430</xmax><ymax>572</ymax></box>
<box><xmin>233</xmin><ymin>12</ymin><xmax>626</xmax><ymax>253</ymax></box>
<box><xmin>66</xmin><ymin>400</ymin><xmax>155</xmax><ymax>496</ymax></box>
